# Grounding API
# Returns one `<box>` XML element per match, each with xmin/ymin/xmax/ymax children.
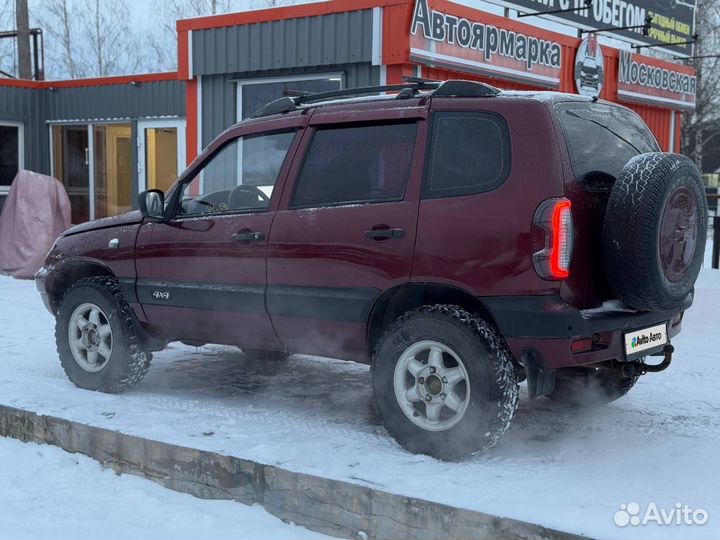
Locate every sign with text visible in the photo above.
<box><xmin>410</xmin><ymin>0</ymin><xmax>563</xmax><ymax>87</ymax></box>
<box><xmin>483</xmin><ymin>0</ymin><xmax>696</xmax><ymax>56</ymax></box>
<box><xmin>617</xmin><ymin>50</ymin><xmax>696</xmax><ymax>110</ymax></box>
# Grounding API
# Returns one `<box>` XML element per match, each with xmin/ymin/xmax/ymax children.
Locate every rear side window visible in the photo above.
<box><xmin>291</xmin><ymin>122</ymin><xmax>417</xmax><ymax>208</ymax></box>
<box><xmin>424</xmin><ymin>112</ymin><xmax>511</xmax><ymax>199</ymax></box>
<box><xmin>555</xmin><ymin>102</ymin><xmax>660</xmax><ymax>181</ymax></box>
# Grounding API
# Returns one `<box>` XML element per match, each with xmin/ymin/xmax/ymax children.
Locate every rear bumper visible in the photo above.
<box><xmin>484</xmin><ymin>293</ymin><xmax>690</xmax><ymax>368</ymax></box>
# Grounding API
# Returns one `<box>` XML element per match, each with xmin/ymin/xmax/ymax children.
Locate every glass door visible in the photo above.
<box><xmin>52</xmin><ymin>122</ymin><xmax>133</xmax><ymax>223</ymax></box>
<box><xmin>138</xmin><ymin>119</ymin><xmax>186</xmax><ymax>193</ymax></box>
<box><xmin>93</xmin><ymin>124</ymin><xmax>133</xmax><ymax>219</ymax></box>
<box><xmin>52</xmin><ymin>125</ymin><xmax>90</xmax><ymax>224</ymax></box>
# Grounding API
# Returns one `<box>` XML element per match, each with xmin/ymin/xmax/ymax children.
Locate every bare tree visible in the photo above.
<box><xmin>682</xmin><ymin>0</ymin><xmax>720</xmax><ymax>172</ymax></box>
<box><xmin>32</xmin><ymin>0</ymin><xmax>147</xmax><ymax>78</ymax></box>
<box><xmin>34</xmin><ymin>0</ymin><xmax>84</xmax><ymax>78</ymax></box>
<box><xmin>0</xmin><ymin>0</ymin><xmax>18</xmax><ymax>77</ymax></box>
<box><xmin>81</xmin><ymin>0</ymin><xmax>141</xmax><ymax>76</ymax></box>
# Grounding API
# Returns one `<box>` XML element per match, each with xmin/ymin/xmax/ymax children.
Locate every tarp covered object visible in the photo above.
<box><xmin>0</xmin><ymin>170</ymin><xmax>71</xmax><ymax>279</ymax></box>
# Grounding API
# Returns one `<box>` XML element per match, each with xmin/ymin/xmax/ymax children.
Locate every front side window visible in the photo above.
<box><xmin>424</xmin><ymin>112</ymin><xmax>511</xmax><ymax>199</ymax></box>
<box><xmin>0</xmin><ymin>123</ymin><xmax>21</xmax><ymax>190</ymax></box>
<box><xmin>177</xmin><ymin>131</ymin><xmax>295</xmax><ymax>217</ymax></box>
<box><xmin>291</xmin><ymin>122</ymin><xmax>418</xmax><ymax>209</ymax></box>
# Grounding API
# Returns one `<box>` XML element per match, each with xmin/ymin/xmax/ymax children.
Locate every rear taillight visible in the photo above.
<box><xmin>532</xmin><ymin>197</ymin><xmax>574</xmax><ymax>280</ymax></box>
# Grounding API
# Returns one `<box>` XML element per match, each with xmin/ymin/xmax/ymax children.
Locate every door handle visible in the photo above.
<box><xmin>365</xmin><ymin>227</ymin><xmax>405</xmax><ymax>240</ymax></box>
<box><xmin>231</xmin><ymin>230</ymin><xmax>266</xmax><ymax>243</ymax></box>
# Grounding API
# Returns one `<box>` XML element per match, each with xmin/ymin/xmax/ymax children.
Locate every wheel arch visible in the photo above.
<box><xmin>366</xmin><ymin>282</ymin><xmax>499</xmax><ymax>355</ymax></box>
<box><xmin>48</xmin><ymin>259</ymin><xmax>118</xmax><ymax>314</ymax></box>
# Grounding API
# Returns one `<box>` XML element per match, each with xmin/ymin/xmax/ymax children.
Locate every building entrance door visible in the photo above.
<box><xmin>137</xmin><ymin>119</ymin><xmax>186</xmax><ymax>193</ymax></box>
<box><xmin>52</xmin><ymin>122</ymin><xmax>133</xmax><ymax>223</ymax></box>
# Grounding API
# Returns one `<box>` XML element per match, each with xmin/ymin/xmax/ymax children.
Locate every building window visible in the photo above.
<box><xmin>423</xmin><ymin>112</ymin><xmax>511</xmax><ymax>199</ymax></box>
<box><xmin>0</xmin><ymin>122</ymin><xmax>23</xmax><ymax>192</ymax></box>
<box><xmin>237</xmin><ymin>75</ymin><xmax>342</xmax><ymax>120</ymax></box>
<box><xmin>291</xmin><ymin>122</ymin><xmax>418</xmax><ymax>209</ymax></box>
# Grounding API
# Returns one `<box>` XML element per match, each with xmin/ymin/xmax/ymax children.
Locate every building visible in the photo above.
<box><xmin>0</xmin><ymin>0</ymin><xmax>697</xmax><ymax>222</ymax></box>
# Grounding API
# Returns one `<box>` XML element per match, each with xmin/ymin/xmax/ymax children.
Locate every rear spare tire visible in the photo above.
<box><xmin>604</xmin><ymin>153</ymin><xmax>707</xmax><ymax>311</ymax></box>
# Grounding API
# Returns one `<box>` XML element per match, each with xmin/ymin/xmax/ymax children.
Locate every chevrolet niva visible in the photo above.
<box><xmin>36</xmin><ymin>80</ymin><xmax>707</xmax><ymax>459</ymax></box>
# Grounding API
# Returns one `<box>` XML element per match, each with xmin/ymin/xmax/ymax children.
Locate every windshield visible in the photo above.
<box><xmin>555</xmin><ymin>102</ymin><xmax>660</xmax><ymax>181</ymax></box>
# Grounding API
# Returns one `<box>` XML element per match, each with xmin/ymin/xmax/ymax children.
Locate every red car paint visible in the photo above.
<box><xmin>36</xmin><ymin>90</ymin><xmax>687</xmax><ymax>372</ymax></box>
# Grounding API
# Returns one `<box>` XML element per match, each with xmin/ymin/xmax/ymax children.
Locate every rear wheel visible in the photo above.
<box><xmin>372</xmin><ymin>305</ymin><xmax>519</xmax><ymax>460</ymax></box>
<box><xmin>547</xmin><ymin>366</ymin><xmax>639</xmax><ymax>406</ymax></box>
<box><xmin>56</xmin><ymin>277</ymin><xmax>152</xmax><ymax>393</ymax></box>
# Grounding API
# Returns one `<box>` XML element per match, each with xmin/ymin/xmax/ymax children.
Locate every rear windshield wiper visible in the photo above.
<box><xmin>566</xmin><ymin>110</ymin><xmax>642</xmax><ymax>154</ymax></box>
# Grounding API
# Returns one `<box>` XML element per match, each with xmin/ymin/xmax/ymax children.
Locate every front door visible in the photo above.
<box><xmin>267</xmin><ymin>109</ymin><xmax>427</xmax><ymax>359</ymax></box>
<box><xmin>135</xmin><ymin>124</ymin><xmax>302</xmax><ymax>348</ymax></box>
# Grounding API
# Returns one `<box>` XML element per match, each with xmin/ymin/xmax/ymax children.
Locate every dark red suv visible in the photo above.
<box><xmin>36</xmin><ymin>80</ymin><xmax>707</xmax><ymax>459</ymax></box>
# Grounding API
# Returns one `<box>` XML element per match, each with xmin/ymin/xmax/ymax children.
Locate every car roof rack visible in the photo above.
<box><xmin>432</xmin><ymin>80</ymin><xmax>501</xmax><ymax>98</ymax></box>
<box><xmin>248</xmin><ymin>79</ymin><xmax>500</xmax><ymax>119</ymax></box>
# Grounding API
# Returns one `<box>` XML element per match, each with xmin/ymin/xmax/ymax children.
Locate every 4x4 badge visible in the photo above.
<box><xmin>152</xmin><ymin>290</ymin><xmax>170</xmax><ymax>300</ymax></box>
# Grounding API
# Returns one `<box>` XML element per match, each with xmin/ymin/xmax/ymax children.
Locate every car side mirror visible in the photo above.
<box><xmin>138</xmin><ymin>189</ymin><xmax>165</xmax><ymax>221</ymax></box>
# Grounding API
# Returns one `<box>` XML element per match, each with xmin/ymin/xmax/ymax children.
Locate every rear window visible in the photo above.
<box><xmin>555</xmin><ymin>102</ymin><xmax>660</xmax><ymax>181</ymax></box>
<box><xmin>423</xmin><ymin>112</ymin><xmax>511</xmax><ymax>198</ymax></box>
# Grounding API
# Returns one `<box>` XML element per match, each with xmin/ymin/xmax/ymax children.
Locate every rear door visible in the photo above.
<box><xmin>267</xmin><ymin>107</ymin><xmax>427</xmax><ymax>359</ymax></box>
<box><xmin>135</xmin><ymin>116</ymin><xmax>306</xmax><ymax>348</ymax></box>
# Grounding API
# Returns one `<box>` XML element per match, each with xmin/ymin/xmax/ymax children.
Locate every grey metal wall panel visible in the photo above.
<box><xmin>201</xmin><ymin>74</ymin><xmax>236</xmax><ymax>148</ymax></box>
<box><xmin>200</xmin><ymin>63</ymin><xmax>380</xmax><ymax>149</ymax></box>
<box><xmin>46</xmin><ymin>80</ymin><xmax>185</xmax><ymax>122</ymax></box>
<box><xmin>193</xmin><ymin>10</ymin><xmax>374</xmax><ymax>76</ymax></box>
<box><xmin>0</xmin><ymin>86</ymin><xmax>50</xmax><ymax>174</ymax></box>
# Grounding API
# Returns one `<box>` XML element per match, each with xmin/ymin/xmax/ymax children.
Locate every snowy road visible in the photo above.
<box><xmin>1</xmin><ymin>269</ymin><xmax>719</xmax><ymax>539</ymax></box>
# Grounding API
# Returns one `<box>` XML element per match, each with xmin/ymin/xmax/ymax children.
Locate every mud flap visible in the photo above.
<box><xmin>523</xmin><ymin>349</ymin><xmax>556</xmax><ymax>399</ymax></box>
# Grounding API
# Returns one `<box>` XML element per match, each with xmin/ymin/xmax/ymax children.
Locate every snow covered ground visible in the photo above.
<box><xmin>1</xmin><ymin>265</ymin><xmax>719</xmax><ymax>539</ymax></box>
<box><xmin>0</xmin><ymin>437</ymin><xmax>333</xmax><ymax>540</ymax></box>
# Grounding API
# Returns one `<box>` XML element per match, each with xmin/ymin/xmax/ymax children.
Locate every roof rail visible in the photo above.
<box><xmin>248</xmin><ymin>79</ymin><xmax>500</xmax><ymax>119</ymax></box>
<box><xmin>432</xmin><ymin>80</ymin><xmax>501</xmax><ymax>98</ymax></box>
<box><xmin>293</xmin><ymin>82</ymin><xmax>439</xmax><ymax>105</ymax></box>
<box><xmin>249</xmin><ymin>96</ymin><xmax>298</xmax><ymax>118</ymax></box>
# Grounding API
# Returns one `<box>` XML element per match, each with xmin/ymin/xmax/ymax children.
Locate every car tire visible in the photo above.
<box><xmin>56</xmin><ymin>276</ymin><xmax>152</xmax><ymax>393</ymax></box>
<box><xmin>372</xmin><ymin>305</ymin><xmax>519</xmax><ymax>460</ymax></box>
<box><xmin>547</xmin><ymin>366</ymin><xmax>639</xmax><ymax>406</ymax></box>
<box><xmin>604</xmin><ymin>152</ymin><xmax>707</xmax><ymax>311</ymax></box>
<box><xmin>242</xmin><ymin>348</ymin><xmax>289</xmax><ymax>362</ymax></box>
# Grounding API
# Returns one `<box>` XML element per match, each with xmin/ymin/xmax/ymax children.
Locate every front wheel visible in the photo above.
<box><xmin>372</xmin><ymin>305</ymin><xmax>519</xmax><ymax>460</ymax></box>
<box><xmin>56</xmin><ymin>277</ymin><xmax>152</xmax><ymax>393</ymax></box>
